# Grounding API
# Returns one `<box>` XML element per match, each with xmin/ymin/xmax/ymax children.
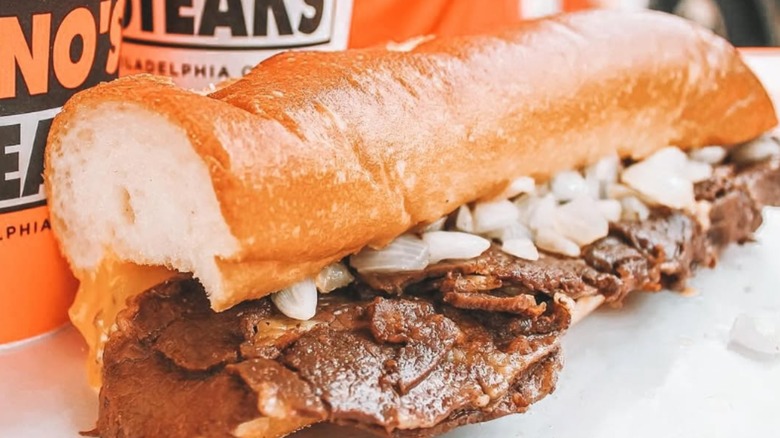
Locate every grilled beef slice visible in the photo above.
<box><xmin>97</xmin><ymin>160</ymin><xmax>780</xmax><ymax>438</ymax></box>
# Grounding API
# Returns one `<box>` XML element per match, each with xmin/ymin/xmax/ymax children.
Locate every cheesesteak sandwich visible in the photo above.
<box><xmin>44</xmin><ymin>10</ymin><xmax>779</xmax><ymax>438</ymax></box>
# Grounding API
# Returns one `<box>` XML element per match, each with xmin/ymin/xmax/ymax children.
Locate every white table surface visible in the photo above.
<box><xmin>1</xmin><ymin>53</ymin><xmax>779</xmax><ymax>438</ymax></box>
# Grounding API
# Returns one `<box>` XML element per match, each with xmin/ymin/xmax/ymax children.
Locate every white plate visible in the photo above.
<box><xmin>1</xmin><ymin>53</ymin><xmax>779</xmax><ymax>438</ymax></box>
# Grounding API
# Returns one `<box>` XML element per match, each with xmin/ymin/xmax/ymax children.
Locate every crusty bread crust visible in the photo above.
<box><xmin>45</xmin><ymin>10</ymin><xmax>776</xmax><ymax>310</ymax></box>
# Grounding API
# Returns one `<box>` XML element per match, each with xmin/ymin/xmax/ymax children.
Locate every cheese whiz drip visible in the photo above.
<box><xmin>119</xmin><ymin>0</ymin><xmax>354</xmax><ymax>89</ymax></box>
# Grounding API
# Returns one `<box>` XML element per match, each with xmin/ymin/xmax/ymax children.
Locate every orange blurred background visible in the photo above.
<box><xmin>349</xmin><ymin>0</ymin><xmax>596</xmax><ymax>48</ymax></box>
<box><xmin>349</xmin><ymin>0</ymin><xmax>779</xmax><ymax>48</ymax></box>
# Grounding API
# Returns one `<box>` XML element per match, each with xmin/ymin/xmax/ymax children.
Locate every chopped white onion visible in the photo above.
<box><xmin>596</xmin><ymin>199</ymin><xmax>622</xmax><ymax>222</ymax></box>
<box><xmin>535</xmin><ymin>182</ymin><xmax>551</xmax><ymax>197</ymax></box>
<box><xmin>554</xmin><ymin>197</ymin><xmax>609</xmax><ymax>246</ymax></box>
<box><xmin>271</xmin><ymin>279</ymin><xmax>318</xmax><ymax>320</ymax></box>
<box><xmin>689</xmin><ymin>146</ymin><xmax>727</xmax><ymax>164</ymax></box>
<box><xmin>502</xmin><ymin>237</ymin><xmax>539</xmax><ymax>261</ymax></box>
<box><xmin>585</xmin><ymin>174</ymin><xmax>601</xmax><ymax>200</ymax></box>
<box><xmin>684</xmin><ymin>160</ymin><xmax>713</xmax><ymax>183</ymax></box>
<box><xmin>422</xmin><ymin>231</ymin><xmax>491</xmax><ymax>263</ymax></box>
<box><xmin>315</xmin><ymin>263</ymin><xmax>355</xmax><ymax>293</ymax></box>
<box><xmin>587</xmin><ymin>154</ymin><xmax>620</xmax><ymax>183</ymax></box>
<box><xmin>645</xmin><ymin>147</ymin><xmax>689</xmax><ymax>172</ymax></box>
<box><xmin>605</xmin><ymin>182</ymin><xmax>637</xmax><ymax>199</ymax></box>
<box><xmin>621</xmin><ymin>148</ymin><xmax>695</xmax><ymax>209</ymax></box>
<box><xmin>350</xmin><ymin>234</ymin><xmax>430</xmax><ymax>273</ymax></box>
<box><xmin>729</xmin><ymin>313</ymin><xmax>780</xmax><ymax>355</ymax></box>
<box><xmin>535</xmin><ymin>227</ymin><xmax>580</xmax><ymax>257</ymax></box>
<box><xmin>585</xmin><ymin>154</ymin><xmax>620</xmax><ymax>198</ymax></box>
<box><xmin>621</xmin><ymin>196</ymin><xmax>650</xmax><ymax>221</ymax></box>
<box><xmin>335</xmin><ymin>144</ymin><xmax>731</xmax><ymax>278</ymax></box>
<box><xmin>472</xmin><ymin>199</ymin><xmax>520</xmax><ymax>233</ymax></box>
<box><xmin>731</xmin><ymin>135</ymin><xmax>780</xmax><ymax>164</ymax></box>
<box><xmin>422</xmin><ymin>216</ymin><xmax>447</xmax><ymax>233</ymax></box>
<box><xmin>455</xmin><ymin>205</ymin><xmax>474</xmax><ymax>233</ymax></box>
<box><xmin>502</xmin><ymin>176</ymin><xmax>536</xmax><ymax>199</ymax></box>
<box><xmin>514</xmin><ymin>194</ymin><xmax>536</xmax><ymax>224</ymax></box>
<box><xmin>486</xmin><ymin>220</ymin><xmax>533</xmax><ymax>242</ymax></box>
<box><xmin>624</xmin><ymin>171</ymin><xmax>695</xmax><ymax>210</ymax></box>
<box><xmin>527</xmin><ymin>194</ymin><xmax>557</xmax><ymax>231</ymax></box>
<box><xmin>551</xmin><ymin>170</ymin><xmax>590</xmax><ymax>202</ymax></box>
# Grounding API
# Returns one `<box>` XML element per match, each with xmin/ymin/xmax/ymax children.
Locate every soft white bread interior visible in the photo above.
<box><xmin>49</xmin><ymin>103</ymin><xmax>239</xmax><ymax>298</ymax></box>
<box><xmin>45</xmin><ymin>10</ymin><xmax>777</xmax><ymax>312</ymax></box>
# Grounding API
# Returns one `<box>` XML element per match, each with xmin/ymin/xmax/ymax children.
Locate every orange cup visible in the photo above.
<box><xmin>0</xmin><ymin>206</ymin><xmax>78</xmax><ymax>344</ymax></box>
<box><xmin>0</xmin><ymin>0</ymin><xmax>124</xmax><ymax>345</ymax></box>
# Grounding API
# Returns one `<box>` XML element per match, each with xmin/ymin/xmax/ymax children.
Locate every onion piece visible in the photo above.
<box><xmin>528</xmin><ymin>194</ymin><xmax>557</xmax><ymax>231</ymax></box>
<box><xmin>621</xmin><ymin>148</ymin><xmax>695</xmax><ymax>209</ymax></box>
<box><xmin>514</xmin><ymin>194</ymin><xmax>536</xmax><ymax>224</ymax></box>
<box><xmin>455</xmin><ymin>205</ymin><xmax>474</xmax><ymax>233</ymax></box>
<box><xmin>731</xmin><ymin>135</ymin><xmax>780</xmax><ymax>164</ymax></box>
<box><xmin>502</xmin><ymin>176</ymin><xmax>536</xmax><ymax>199</ymax></box>
<box><xmin>621</xmin><ymin>196</ymin><xmax>650</xmax><ymax>221</ymax></box>
<box><xmin>350</xmin><ymin>235</ymin><xmax>430</xmax><ymax>273</ymax></box>
<box><xmin>605</xmin><ymin>183</ymin><xmax>638</xmax><ymax>199</ymax></box>
<box><xmin>625</xmin><ymin>172</ymin><xmax>694</xmax><ymax>210</ymax></box>
<box><xmin>689</xmin><ymin>146</ymin><xmax>727</xmax><ymax>164</ymax></box>
<box><xmin>554</xmin><ymin>197</ymin><xmax>609</xmax><ymax>246</ymax></box>
<box><xmin>585</xmin><ymin>154</ymin><xmax>620</xmax><ymax>198</ymax></box>
<box><xmin>684</xmin><ymin>160</ymin><xmax>713</xmax><ymax>183</ymax></box>
<box><xmin>587</xmin><ymin>154</ymin><xmax>620</xmax><ymax>183</ymax></box>
<box><xmin>645</xmin><ymin>147</ymin><xmax>689</xmax><ymax>172</ymax></box>
<box><xmin>535</xmin><ymin>182</ymin><xmax>551</xmax><ymax>197</ymax></box>
<box><xmin>729</xmin><ymin>313</ymin><xmax>780</xmax><ymax>355</ymax></box>
<box><xmin>585</xmin><ymin>174</ymin><xmax>601</xmax><ymax>200</ymax></box>
<box><xmin>271</xmin><ymin>279</ymin><xmax>318</xmax><ymax>320</ymax></box>
<box><xmin>596</xmin><ymin>199</ymin><xmax>622</xmax><ymax>222</ymax></box>
<box><xmin>315</xmin><ymin>263</ymin><xmax>355</xmax><ymax>293</ymax></box>
<box><xmin>486</xmin><ymin>220</ymin><xmax>533</xmax><ymax>242</ymax></box>
<box><xmin>422</xmin><ymin>216</ymin><xmax>447</xmax><ymax>233</ymax></box>
<box><xmin>551</xmin><ymin>170</ymin><xmax>590</xmax><ymax>202</ymax></box>
<box><xmin>535</xmin><ymin>227</ymin><xmax>580</xmax><ymax>257</ymax></box>
<box><xmin>472</xmin><ymin>199</ymin><xmax>520</xmax><ymax>233</ymax></box>
<box><xmin>422</xmin><ymin>231</ymin><xmax>491</xmax><ymax>263</ymax></box>
<box><xmin>502</xmin><ymin>237</ymin><xmax>539</xmax><ymax>261</ymax></box>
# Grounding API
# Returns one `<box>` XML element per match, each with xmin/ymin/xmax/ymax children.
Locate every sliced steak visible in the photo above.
<box><xmin>581</xmin><ymin>236</ymin><xmax>660</xmax><ymax>302</ymax></box>
<box><xmin>609</xmin><ymin>209</ymin><xmax>708</xmax><ymax>289</ymax></box>
<box><xmin>98</xmin><ymin>280</ymin><xmax>570</xmax><ymax>438</ymax></box>
<box><xmin>362</xmin><ymin>248</ymin><xmax>601</xmax><ymax>299</ymax></box>
<box><xmin>736</xmin><ymin>159</ymin><xmax>780</xmax><ymax>207</ymax></box>
<box><xmin>96</xmin><ymin>160</ymin><xmax>780</xmax><ymax>438</ymax></box>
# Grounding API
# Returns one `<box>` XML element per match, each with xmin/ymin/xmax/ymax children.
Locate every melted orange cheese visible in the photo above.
<box><xmin>69</xmin><ymin>260</ymin><xmax>174</xmax><ymax>387</ymax></box>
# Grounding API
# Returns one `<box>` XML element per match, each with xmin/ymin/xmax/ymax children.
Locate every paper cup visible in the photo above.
<box><xmin>119</xmin><ymin>0</ymin><xmax>354</xmax><ymax>89</ymax></box>
<box><xmin>0</xmin><ymin>0</ymin><xmax>124</xmax><ymax>345</ymax></box>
